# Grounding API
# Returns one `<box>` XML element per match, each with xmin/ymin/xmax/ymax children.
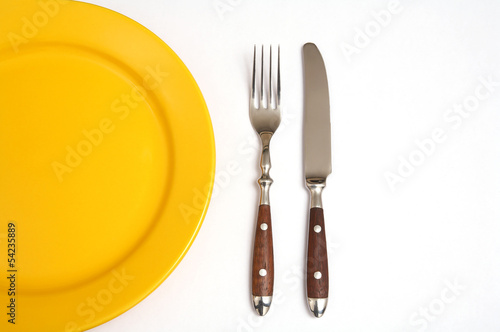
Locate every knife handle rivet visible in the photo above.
<box><xmin>313</xmin><ymin>225</ymin><xmax>322</xmax><ymax>233</ymax></box>
<box><xmin>260</xmin><ymin>223</ymin><xmax>268</xmax><ymax>231</ymax></box>
<box><xmin>314</xmin><ymin>271</ymin><xmax>322</xmax><ymax>280</ymax></box>
<box><xmin>259</xmin><ymin>269</ymin><xmax>267</xmax><ymax>277</ymax></box>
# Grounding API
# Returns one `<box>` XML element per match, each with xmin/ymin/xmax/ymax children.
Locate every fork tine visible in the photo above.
<box><xmin>277</xmin><ymin>45</ymin><xmax>281</xmax><ymax>108</ymax></box>
<box><xmin>269</xmin><ymin>45</ymin><xmax>273</xmax><ymax>109</ymax></box>
<box><xmin>260</xmin><ymin>45</ymin><xmax>264</xmax><ymax>108</ymax></box>
<box><xmin>251</xmin><ymin>45</ymin><xmax>256</xmax><ymax>108</ymax></box>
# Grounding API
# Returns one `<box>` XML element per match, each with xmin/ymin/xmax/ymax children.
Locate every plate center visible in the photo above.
<box><xmin>0</xmin><ymin>46</ymin><xmax>170</xmax><ymax>292</ymax></box>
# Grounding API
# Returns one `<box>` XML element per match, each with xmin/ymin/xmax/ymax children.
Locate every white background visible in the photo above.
<box><xmin>79</xmin><ymin>0</ymin><xmax>500</xmax><ymax>331</ymax></box>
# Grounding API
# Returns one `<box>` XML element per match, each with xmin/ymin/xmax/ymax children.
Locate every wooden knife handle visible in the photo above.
<box><xmin>252</xmin><ymin>204</ymin><xmax>274</xmax><ymax>296</ymax></box>
<box><xmin>307</xmin><ymin>207</ymin><xmax>329</xmax><ymax>299</ymax></box>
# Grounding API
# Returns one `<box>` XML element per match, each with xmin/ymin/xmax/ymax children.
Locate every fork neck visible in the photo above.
<box><xmin>258</xmin><ymin>132</ymin><xmax>273</xmax><ymax>205</ymax></box>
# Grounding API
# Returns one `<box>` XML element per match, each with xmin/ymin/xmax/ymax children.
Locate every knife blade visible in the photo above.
<box><xmin>303</xmin><ymin>42</ymin><xmax>331</xmax><ymax>318</ymax></box>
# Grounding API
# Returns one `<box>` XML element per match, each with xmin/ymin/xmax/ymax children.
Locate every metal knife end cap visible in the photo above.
<box><xmin>253</xmin><ymin>296</ymin><xmax>272</xmax><ymax>316</ymax></box>
<box><xmin>308</xmin><ymin>297</ymin><xmax>328</xmax><ymax>318</ymax></box>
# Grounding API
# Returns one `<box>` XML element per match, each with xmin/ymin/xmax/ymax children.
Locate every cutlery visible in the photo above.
<box><xmin>303</xmin><ymin>42</ymin><xmax>331</xmax><ymax>318</ymax></box>
<box><xmin>250</xmin><ymin>45</ymin><xmax>281</xmax><ymax>316</ymax></box>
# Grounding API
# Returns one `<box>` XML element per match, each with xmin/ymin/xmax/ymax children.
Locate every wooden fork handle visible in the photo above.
<box><xmin>252</xmin><ymin>204</ymin><xmax>274</xmax><ymax>314</ymax></box>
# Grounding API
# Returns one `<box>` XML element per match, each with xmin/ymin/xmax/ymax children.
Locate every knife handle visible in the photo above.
<box><xmin>307</xmin><ymin>207</ymin><xmax>329</xmax><ymax>297</ymax></box>
<box><xmin>252</xmin><ymin>204</ymin><xmax>274</xmax><ymax>315</ymax></box>
<box><xmin>306</xmin><ymin>179</ymin><xmax>329</xmax><ymax>317</ymax></box>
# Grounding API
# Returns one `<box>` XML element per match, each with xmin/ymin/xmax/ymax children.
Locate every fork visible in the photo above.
<box><xmin>250</xmin><ymin>45</ymin><xmax>281</xmax><ymax>316</ymax></box>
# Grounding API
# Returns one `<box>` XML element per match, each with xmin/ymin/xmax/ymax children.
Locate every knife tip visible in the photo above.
<box><xmin>303</xmin><ymin>42</ymin><xmax>317</xmax><ymax>50</ymax></box>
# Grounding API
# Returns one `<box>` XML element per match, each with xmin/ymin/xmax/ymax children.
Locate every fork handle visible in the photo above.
<box><xmin>252</xmin><ymin>204</ymin><xmax>274</xmax><ymax>315</ymax></box>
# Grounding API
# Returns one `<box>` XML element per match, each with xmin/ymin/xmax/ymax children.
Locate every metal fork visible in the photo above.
<box><xmin>250</xmin><ymin>45</ymin><xmax>281</xmax><ymax>316</ymax></box>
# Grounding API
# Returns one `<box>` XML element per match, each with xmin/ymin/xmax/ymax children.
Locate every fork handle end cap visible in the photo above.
<box><xmin>308</xmin><ymin>297</ymin><xmax>328</xmax><ymax>318</ymax></box>
<box><xmin>253</xmin><ymin>295</ymin><xmax>272</xmax><ymax>316</ymax></box>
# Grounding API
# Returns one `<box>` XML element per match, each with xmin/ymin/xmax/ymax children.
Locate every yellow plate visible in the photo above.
<box><xmin>0</xmin><ymin>1</ymin><xmax>215</xmax><ymax>331</ymax></box>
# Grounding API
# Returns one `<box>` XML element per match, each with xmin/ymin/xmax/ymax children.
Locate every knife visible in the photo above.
<box><xmin>303</xmin><ymin>42</ymin><xmax>331</xmax><ymax>318</ymax></box>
